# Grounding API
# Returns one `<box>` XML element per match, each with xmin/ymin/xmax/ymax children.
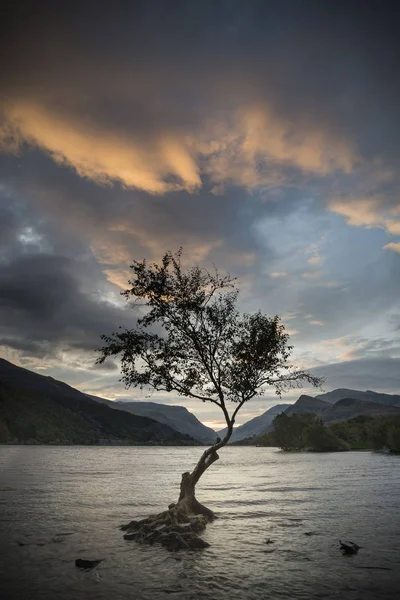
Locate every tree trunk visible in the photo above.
<box><xmin>173</xmin><ymin>426</ymin><xmax>233</xmax><ymax>519</ymax></box>
<box><xmin>120</xmin><ymin>424</ymin><xmax>235</xmax><ymax>549</ymax></box>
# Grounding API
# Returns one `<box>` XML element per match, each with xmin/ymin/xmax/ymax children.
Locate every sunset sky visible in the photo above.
<box><xmin>0</xmin><ymin>1</ymin><xmax>399</xmax><ymax>428</ymax></box>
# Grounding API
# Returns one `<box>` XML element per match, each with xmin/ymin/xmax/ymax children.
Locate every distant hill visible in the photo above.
<box><xmin>89</xmin><ymin>398</ymin><xmax>217</xmax><ymax>445</ymax></box>
<box><xmin>322</xmin><ymin>397</ymin><xmax>400</xmax><ymax>423</ymax></box>
<box><xmin>233</xmin><ymin>390</ymin><xmax>400</xmax><ymax>446</ymax></box>
<box><xmin>316</xmin><ymin>388</ymin><xmax>400</xmax><ymax>407</ymax></box>
<box><xmin>217</xmin><ymin>403</ymin><xmax>291</xmax><ymax>443</ymax></box>
<box><xmin>284</xmin><ymin>395</ymin><xmax>329</xmax><ymax>417</ymax></box>
<box><xmin>284</xmin><ymin>393</ymin><xmax>400</xmax><ymax>423</ymax></box>
<box><xmin>0</xmin><ymin>359</ymin><xmax>197</xmax><ymax>445</ymax></box>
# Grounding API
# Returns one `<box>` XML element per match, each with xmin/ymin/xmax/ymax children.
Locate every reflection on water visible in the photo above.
<box><xmin>0</xmin><ymin>446</ymin><xmax>399</xmax><ymax>599</ymax></box>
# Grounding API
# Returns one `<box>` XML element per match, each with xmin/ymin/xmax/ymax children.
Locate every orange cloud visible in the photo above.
<box><xmin>102</xmin><ymin>268</ymin><xmax>132</xmax><ymax>289</ymax></box>
<box><xmin>2</xmin><ymin>99</ymin><xmax>358</xmax><ymax>197</ymax></box>
<box><xmin>329</xmin><ymin>197</ymin><xmax>400</xmax><ymax>236</ymax></box>
<box><xmin>285</xmin><ymin>328</ymin><xmax>299</xmax><ymax>336</ymax></box>
<box><xmin>198</xmin><ymin>105</ymin><xmax>357</xmax><ymax>191</ymax></box>
<box><xmin>383</xmin><ymin>242</ymin><xmax>400</xmax><ymax>253</ymax></box>
<box><xmin>89</xmin><ymin>221</ymin><xmax>225</xmax><ymax>287</ymax></box>
<box><xmin>3</xmin><ymin>101</ymin><xmax>201</xmax><ymax>194</ymax></box>
<box><xmin>308</xmin><ymin>255</ymin><xmax>322</xmax><ymax>266</ymax></box>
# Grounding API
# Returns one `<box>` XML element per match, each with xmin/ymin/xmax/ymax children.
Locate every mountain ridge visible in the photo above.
<box><xmin>316</xmin><ymin>388</ymin><xmax>400</xmax><ymax>407</ymax></box>
<box><xmin>90</xmin><ymin>398</ymin><xmax>217</xmax><ymax>444</ymax></box>
<box><xmin>217</xmin><ymin>403</ymin><xmax>291</xmax><ymax>442</ymax></box>
<box><xmin>284</xmin><ymin>393</ymin><xmax>400</xmax><ymax>424</ymax></box>
<box><xmin>0</xmin><ymin>358</ymin><xmax>197</xmax><ymax>445</ymax></box>
<box><xmin>1</xmin><ymin>358</ymin><xmax>399</xmax><ymax>445</ymax></box>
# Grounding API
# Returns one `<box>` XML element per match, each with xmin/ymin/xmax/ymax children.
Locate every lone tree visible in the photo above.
<box><xmin>98</xmin><ymin>249</ymin><xmax>322</xmax><ymax>525</ymax></box>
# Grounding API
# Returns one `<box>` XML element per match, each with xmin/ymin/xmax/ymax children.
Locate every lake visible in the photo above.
<box><xmin>0</xmin><ymin>446</ymin><xmax>399</xmax><ymax>600</ymax></box>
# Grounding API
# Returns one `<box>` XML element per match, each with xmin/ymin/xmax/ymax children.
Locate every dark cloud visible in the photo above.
<box><xmin>2</xmin><ymin>1</ymin><xmax>399</xmax><ymax>161</ymax></box>
<box><xmin>390</xmin><ymin>314</ymin><xmax>400</xmax><ymax>331</ymax></box>
<box><xmin>90</xmin><ymin>359</ymin><xmax>119</xmax><ymax>372</ymax></box>
<box><xmin>0</xmin><ymin>250</ymin><xmax>136</xmax><ymax>359</ymax></box>
<box><xmin>312</xmin><ymin>357</ymin><xmax>400</xmax><ymax>394</ymax></box>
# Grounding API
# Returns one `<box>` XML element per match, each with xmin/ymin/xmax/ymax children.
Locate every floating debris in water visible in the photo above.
<box><xmin>75</xmin><ymin>559</ymin><xmax>104</xmax><ymax>569</ymax></box>
<box><xmin>339</xmin><ymin>540</ymin><xmax>360</xmax><ymax>555</ymax></box>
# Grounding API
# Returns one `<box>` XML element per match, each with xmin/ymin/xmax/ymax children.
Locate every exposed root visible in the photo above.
<box><xmin>121</xmin><ymin>450</ymin><xmax>221</xmax><ymax>551</ymax></box>
<box><xmin>120</xmin><ymin>504</ymin><xmax>212</xmax><ymax>550</ymax></box>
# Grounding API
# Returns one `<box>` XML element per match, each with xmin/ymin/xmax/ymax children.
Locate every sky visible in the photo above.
<box><xmin>0</xmin><ymin>0</ymin><xmax>399</xmax><ymax>429</ymax></box>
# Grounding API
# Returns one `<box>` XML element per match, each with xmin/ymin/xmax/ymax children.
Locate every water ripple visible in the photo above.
<box><xmin>0</xmin><ymin>446</ymin><xmax>399</xmax><ymax>600</ymax></box>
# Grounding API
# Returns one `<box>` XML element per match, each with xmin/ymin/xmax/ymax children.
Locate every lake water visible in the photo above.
<box><xmin>0</xmin><ymin>446</ymin><xmax>399</xmax><ymax>600</ymax></box>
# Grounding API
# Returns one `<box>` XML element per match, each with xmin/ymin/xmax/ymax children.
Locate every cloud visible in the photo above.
<box><xmin>269</xmin><ymin>272</ymin><xmax>287</xmax><ymax>278</ymax></box>
<box><xmin>383</xmin><ymin>242</ymin><xmax>400</xmax><ymax>253</ymax></box>
<box><xmin>312</xmin><ymin>357</ymin><xmax>400</xmax><ymax>394</ymax></box>
<box><xmin>3</xmin><ymin>101</ymin><xmax>201</xmax><ymax>194</ymax></box>
<box><xmin>197</xmin><ymin>106</ymin><xmax>357</xmax><ymax>192</ymax></box>
<box><xmin>301</xmin><ymin>270</ymin><xmax>323</xmax><ymax>280</ymax></box>
<box><xmin>329</xmin><ymin>197</ymin><xmax>400</xmax><ymax>237</ymax></box>
<box><xmin>0</xmin><ymin>251</ymin><xmax>136</xmax><ymax>362</ymax></box>
<box><xmin>1</xmin><ymin>99</ymin><xmax>358</xmax><ymax>199</ymax></box>
<box><xmin>91</xmin><ymin>359</ymin><xmax>118</xmax><ymax>372</ymax></box>
<box><xmin>308</xmin><ymin>256</ymin><xmax>322</xmax><ymax>266</ymax></box>
<box><xmin>285</xmin><ymin>329</ymin><xmax>299</xmax><ymax>336</ymax></box>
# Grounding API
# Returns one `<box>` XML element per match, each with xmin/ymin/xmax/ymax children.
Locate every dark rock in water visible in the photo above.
<box><xmin>75</xmin><ymin>559</ymin><xmax>103</xmax><ymax>569</ymax></box>
<box><xmin>339</xmin><ymin>540</ymin><xmax>360</xmax><ymax>555</ymax></box>
<box><xmin>160</xmin><ymin>532</ymin><xmax>188</xmax><ymax>551</ymax></box>
<box><xmin>123</xmin><ymin>532</ymin><xmax>137</xmax><ymax>541</ymax></box>
<box><xmin>265</xmin><ymin>538</ymin><xmax>274</xmax><ymax>544</ymax></box>
<box><xmin>304</xmin><ymin>532</ymin><xmax>315</xmax><ymax>537</ymax></box>
<box><xmin>159</xmin><ymin>530</ymin><xmax>210</xmax><ymax>551</ymax></box>
<box><xmin>120</xmin><ymin>517</ymin><xmax>152</xmax><ymax>532</ymax></box>
<box><xmin>186</xmin><ymin>536</ymin><xmax>210</xmax><ymax>549</ymax></box>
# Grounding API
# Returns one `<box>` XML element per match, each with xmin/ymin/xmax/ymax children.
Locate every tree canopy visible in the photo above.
<box><xmin>98</xmin><ymin>249</ymin><xmax>322</xmax><ymax>439</ymax></box>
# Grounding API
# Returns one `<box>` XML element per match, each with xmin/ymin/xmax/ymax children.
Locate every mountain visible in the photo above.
<box><xmin>316</xmin><ymin>389</ymin><xmax>400</xmax><ymax>407</ymax></box>
<box><xmin>0</xmin><ymin>359</ymin><xmax>197</xmax><ymax>445</ymax></box>
<box><xmin>321</xmin><ymin>397</ymin><xmax>400</xmax><ymax>423</ymax></box>
<box><xmin>284</xmin><ymin>395</ymin><xmax>330</xmax><ymax>417</ymax></box>
<box><xmin>284</xmin><ymin>393</ymin><xmax>400</xmax><ymax>424</ymax></box>
<box><xmin>281</xmin><ymin>392</ymin><xmax>400</xmax><ymax>424</ymax></box>
<box><xmin>90</xmin><ymin>399</ymin><xmax>217</xmax><ymax>445</ymax></box>
<box><xmin>231</xmin><ymin>390</ymin><xmax>400</xmax><ymax>446</ymax></box>
<box><xmin>217</xmin><ymin>403</ymin><xmax>291</xmax><ymax>443</ymax></box>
